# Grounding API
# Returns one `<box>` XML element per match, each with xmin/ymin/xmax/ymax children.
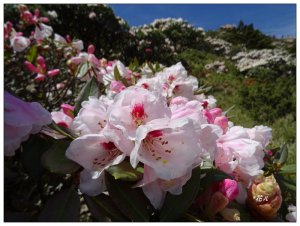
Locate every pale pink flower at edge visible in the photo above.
<box><xmin>4</xmin><ymin>91</ymin><xmax>52</xmax><ymax>156</ymax></box>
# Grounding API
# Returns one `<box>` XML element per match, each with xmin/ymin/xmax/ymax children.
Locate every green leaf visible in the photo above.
<box><xmin>148</xmin><ymin>62</ymin><xmax>156</xmax><ymax>74</ymax></box>
<box><xmin>278</xmin><ymin>144</ymin><xmax>288</xmax><ymax>165</ymax></box>
<box><xmin>281</xmin><ymin>179</ymin><xmax>296</xmax><ymax>191</ymax></box>
<box><xmin>106</xmin><ymin>161</ymin><xmax>144</xmax><ymax>181</ymax></box>
<box><xmin>74</xmin><ymin>76</ymin><xmax>100</xmax><ymax>116</ymax></box>
<box><xmin>41</xmin><ymin>139</ymin><xmax>80</xmax><ymax>174</ymax></box>
<box><xmin>84</xmin><ymin>194</ymin><xmax>129</xmax><ymax>222</ymax></box>
<box><xmin>26</xmin><ymin>45</ymin><xmax>37</xmax><ymax>63</ymax></box>
<box><xmin>20</xmin><ymin>135</ymin><xmax>52</xmax><ymax>180</ymax></box>
<box><xmin>38</xmin><ymin>186</ymin><xmax>80</xmax><ymax>222</ymax></box>
<box><xmin>77</xmin><ymin>62</ymin><xmax>89</xmax><ymax>79</ymax></box>
<box><xmin>159</xmin><ymin>167</ymin><xmax>201</xmax><ymax>222</ymax></box>
<box><xmin>114</xmin><ymin>65</ymin><xmax>122</xmax><ymax>81</ymax></box>
<box><xmin>105</xmin><ymin>172</ymin><xmax>153</xmax><ymax>221</ymax></box>
<box><xmin>279</xmin><ymin>164</ymin><xmax>296</xmax><ymax>175</ymax></box>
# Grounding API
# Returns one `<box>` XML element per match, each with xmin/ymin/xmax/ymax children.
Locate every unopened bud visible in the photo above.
<box><xmin>247</xmin><ymin>174</ymin><xmax>282</xmax><ymax>220</ymax></box>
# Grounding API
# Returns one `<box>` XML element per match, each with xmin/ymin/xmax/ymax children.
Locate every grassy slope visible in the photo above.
<box><xmin>180</xmin><ymin>50</ymin><xmax>296</xmax><ymax>164</ymax></box>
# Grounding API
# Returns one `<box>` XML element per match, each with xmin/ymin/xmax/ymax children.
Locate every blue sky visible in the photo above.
<box><xmin>109</xmin><ymin>4</ymin><xmax>296</xmax><ymax>37</ymax></box>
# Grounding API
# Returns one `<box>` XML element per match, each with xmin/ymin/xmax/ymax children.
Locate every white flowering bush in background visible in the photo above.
<box><xmin>4</xmin><ymin>4</ymin><xmax>296</xmax><ymax>222</ymax></box>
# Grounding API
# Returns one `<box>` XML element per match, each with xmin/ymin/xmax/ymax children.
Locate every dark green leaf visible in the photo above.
<box><xmin>84</xmin><ymin>194</ymin><xmax>129</xmax><ymax>222</ymax></box>
<box><xmin>41</xmin><ymin>139</ymin><xmax>80</xmax><ymax>174</ymax></box>
<box><xmin>159</xmin><ymin>167</ymin><xmax>201</xmax><ymax>222</ymax></box>
<box><xmin>281</xmin><ymin>180</ymin><xmax>296</xmax><ymax>191</ymax></box>
<box><xmin>38</xmin><ymin>186</ymin><xmax>80</xmax><ymax>222</ymax></box>
<box><xmin>20</xmin><ymin>135</ymin><xmax>52</xmax><ymax>180</ymax></box>
<box><xmin>278</xmin><ymin>144</ymin><xmax>288</xmax><ymax>165</ymax></box>
<box><xmin>26</xmin><ymin>45</ymin><xmax>37</xmax><ymax>63</ymax></box>
<box><xmin>77</xmin><ymin>62</ymin><xmax>89</xmax><ymax>79</ymax></box>
<box><xmin>105</xmin><ymin>172</ymin><xmax>153</xmax><ymax>221</ymax></box>
<box><xmin>114</xmin><ymin>65</ymin><xmax>122</xmax><ymax>81</ymax></box>
<box><xmin>279</xmin><ymin>164</ymin><xmax>296</xmax><ymax>175</ymax></box>
<box><xmin>148</xmin><ymin>62</ymin><xmax>156</xmax><ymax>74</ymax></box>
<box><xmin>106</xmin><ymin>161</ymin><xmax>144</xmax><ymax>181</ymax></box>
<box><xmin>74</xmin><ymin>76</ymin><xmax>100</xmax><ymax>116</ymax></box>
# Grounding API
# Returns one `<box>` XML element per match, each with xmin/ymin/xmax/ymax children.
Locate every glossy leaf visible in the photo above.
<box><xmin>74</xmin><ymin>76</ymin><xmax>100</xmax><ymax>116</ymax></box>
<box><xmin>105</xmin><ymin>172</ymin><xmax>153</xmax><ymax>221</ymax></box>
<box><xmin>26</xmin><ymin>45</ymin><xmax>37</xmax><ymax>63</ymax></box>
<box><xmin>114</xmin><ymin>65</ymin><xmax>121</xmax><ymax>81</ymax></box>
<box><xmin>77</xmin><ymin>62</ymin><xmax>89</xmax><ymax>79</ymax></box>
<box><xmin>84</xmin><ymin>194</ymin><xmax>128</xmax><ymax>222</ymax></box>
<box><xmin>41</xmin><ymin>139</ymin><xmax>80</xmax><ymax>174</ymax></box>
<box><xmin>159</xmin><ymin>167</ymin><xmax>201</xmax><ymax>222</ymax></box>
<box><xmin>278</xmin><ymin>144</ymin><xmax>288</xmax><ymax>165</ymax></box>
<box><xmin>38</xmin><ymin>186</ymin><xmax>80</xmax><ymax>222</ymax></box>
<box><xmin>106</xmin><ymin>161</ymin><xmax>144</xmax><ymax>181</ymax></box>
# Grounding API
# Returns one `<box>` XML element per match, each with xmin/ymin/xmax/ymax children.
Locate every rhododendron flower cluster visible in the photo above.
<box><xmin>58</xmin><ymin>62</ymin><xmax>273</xmax><ymax>209</ymax></box>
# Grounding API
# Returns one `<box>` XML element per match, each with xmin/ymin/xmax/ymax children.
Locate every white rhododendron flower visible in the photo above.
<box><xmin>34</xmin><ymin>23</ymin><xmax>53</xmax><ymax>40</ymax></box>
<box><xmin>10</xmin><ymin>34</ymin><xmax>30</xmax><ymax>52</ymax></box>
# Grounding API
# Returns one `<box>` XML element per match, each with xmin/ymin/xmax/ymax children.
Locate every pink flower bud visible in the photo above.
<box><xmin>21</xmin><ymin>10</ymin><xmax>34</xmax><ymax>24</ymax></box>
<box><xmin>209</xmin><ymin>108</ymin><xmax>222</xmax><ymax>120</ymax></box>
<box><xmin>36</xmin><ymin>55</ymin><xmax>46</xmax><ymax>70</ymax></box>
<box><xmin>87</xmin><ymin>44</ymin><xmax>95</xmax><ymax>54</ymax></box>
<box><xmin>24</xmin><ymin>61</ymin><xmax>37</xmax><ymax>73</ymax></box>
<box><xmin>66</xmin><ymin>35</ymin><xmax>72</xmax><ymax>43</ymax></box>
<box><xmin>34</xmin><ymin>73</ymin><xmax>46</xmax><ymax>81</ymax></box>
<box><xmin>214</xmin><ymin>116</ymin><xmax>229</xmax><ymax>134</ymax></box>
<box><xmin>61</xmin><ymin>103</ymin><xmax>75</xmax><ymax>118</ymax></box>
<box><xmin>56</xmin><ymin>83</ymin><xmax>65</xmax><ymax>89</ymax></box>
<box><xmin>69</xmin><ymin>56</ymin><xmax>82</xmax><ymax>65</ymax></box>
<box><xmin>34</xmin><ymin>8</ymin><xmax>40</xmax><ymax>17</ymax></box>
<box><xmin>47</xmin><ymin>69</ymin><xmax>60</xmax><ymax>77</ymax></box>
<box><xmin>219</xmin><ymin>179</ymin><xmax>239</xmax><ymax>201</ymax></box>
<box><xmin>39</xmin><ymin>17</ymin><xmax>49</xmax><ymax>23</ymax></box>
<box><xmin>88</xmin><ymin>54</ymin><xmax>99</xmax><ymax>67</ymax></box>
<box><xmin>110</xmin><ymin>81</ymin><xmax>126</xmax><ymax>93</ymax></box>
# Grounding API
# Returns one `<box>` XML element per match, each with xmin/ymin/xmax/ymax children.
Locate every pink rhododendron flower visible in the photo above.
<box><xmin>108</xmin><ymin>86</ymin><xmax>171</xmax><ymax>140</ymax></box>
<box><xmin>135</xmin><ymin>165</ymin><xmax>192</xmax><ymax>209</ymax></box>
<box><xmin>10</xmin><ymin>33</ymin><xmax>30</xmax><ymax>52</ymax></box>
<box><xmin>215</xmin><ymin>126</ymin><xmax>270</xmax><ymax>187</ymax></box>
<box><xmin>4</xmin><ymin>91</ymin><xmax>52</xmax><ymax>156</ymax></box>
<box><xmin>72</xmin><ymin>96</ymin><xmax>108</xmax><ymax>135</ymax></box>
<box><xmin>54</xmin><ymin>34</ymin><xmax>84</xmax><ymax>52</ymax></box>
<box><xmin>66</xmin><ymin>134</ymin><xmax>126</xmax><ymax>195</ymax></box>
<box><xmin>131</xmin><ymin>118</ymin><xmax>203</xmax><ymax>180</ymax></box>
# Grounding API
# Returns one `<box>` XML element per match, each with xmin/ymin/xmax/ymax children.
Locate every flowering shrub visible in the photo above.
<box><xmin>4</xmin><ymin>4</ymin><xmax>296</xmax><ymax>223</ymax></box>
